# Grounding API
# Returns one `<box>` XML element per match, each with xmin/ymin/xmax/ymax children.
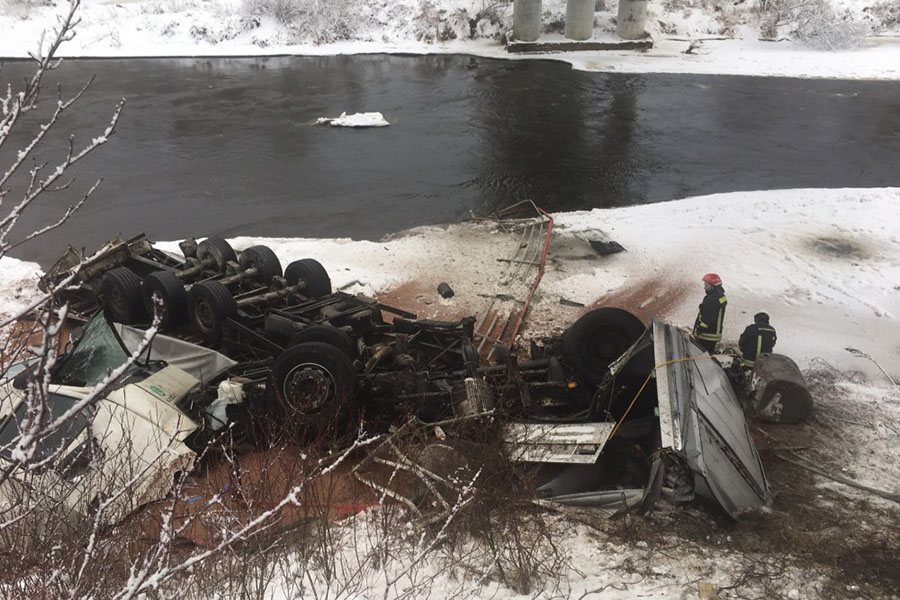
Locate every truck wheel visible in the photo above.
<box><xmin>284</xmin><ymin>258</ymin><xmax>331</xmax><ymax>298</ymax></box>
<box><xmin>272</xmin><ymin>342</ymin><xmax>358</xmax><ymax>435</ymax></box>
<box><xmin>142</xmin><ymin>270</ymin><xmax>187</xmax><ymax>331</ymax></box>
<box><xmin>289</xmin><ymin>325</ymin><xmax>358</xmax><ymax>359</ymax></box>
<box><xmin>196</xmin><ymin>237</ymin><xmax>236</xmax><ymax>273</ymax></box>
<box><xmin>187</xmin><ymin>280</ymin><xmax>237</xmax><ymax>342</ymax></box>
<box><xmin>101</xmin><ymin>267</ymin><xmax>146</xmax><ymax>324</ymax></box>
<box><xmin>238</xmin><ymin>245</ymin><xmax>282</xmax><ymax>285</ymax></box>
<box><xmin>563</xmin><ymin>308</ymin><xmax>646</xmax><ymax>385</ymax></box>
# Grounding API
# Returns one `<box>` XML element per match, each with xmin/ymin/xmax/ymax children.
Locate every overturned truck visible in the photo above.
<box><xmin>17</xmin><ymin>235</ymin><xmax>769</xmax><ymax>521</ymax></box>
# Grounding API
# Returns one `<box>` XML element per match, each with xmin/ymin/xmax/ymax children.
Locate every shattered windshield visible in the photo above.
<box><xmin>0</xmin><ymin>393</ymin><xmax>89</xmax><ymax>462</ymax></box>
<box><xmin>53</xmin><ymin>313</ymin><xmax>143</xmax><ymax>387</ymax></box>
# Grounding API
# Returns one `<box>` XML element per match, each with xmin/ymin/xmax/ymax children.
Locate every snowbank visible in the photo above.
<box><xmin>0</xmin><ymin>257</ymin><xmax>44</xmax><ymax>324</ymax></box>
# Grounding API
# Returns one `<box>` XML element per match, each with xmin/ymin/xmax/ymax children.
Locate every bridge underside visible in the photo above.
<box><xmin>513</xmin><ymin>0</ymin><xmax>649</xmax><ymax>43</ymax></box>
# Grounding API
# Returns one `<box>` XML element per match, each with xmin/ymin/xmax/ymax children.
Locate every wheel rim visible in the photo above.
<box><xmin>108</xmin><ymin>288</ymin><xmax>128</xmax><ymax>317</ymax></box>
<box><xmin>247</xmin><ymin>257</ymin><xmax>267</xmax><ymax>283</ymax></box>
<box><xmin>282</xmin><ymin>362</ymin><xmax>335</xmax><ymax>414</ymax></box>
<box><xmin>193</xmin><ymin>298</ymin><xmax>216</xmax><ymax>333</ymax></box>
<box><xmin>588</xmin><ymin>329</ymin><xmax>629</xmax><ymax>363</ymax></box>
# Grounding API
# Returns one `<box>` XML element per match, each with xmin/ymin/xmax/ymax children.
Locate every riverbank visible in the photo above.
<box><xmin>4</xmin><ymin>187</ymin><xmax>900</xmax><ymax>378</ymax></box>
<box><xmin>2</xmin><ymin>0</ymin><xmax>900</xmax><ymax>80</ymax></box>
<box><xmin>2</xmin><ymin>186</ymin><xmax>899</xmax><ymax>598</ymax></box>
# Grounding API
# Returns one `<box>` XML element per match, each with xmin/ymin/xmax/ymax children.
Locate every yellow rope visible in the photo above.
<box><xmin>605</xmin><ymin>352</ymin><xmax>738</xmax><ymax>442</ymax></box>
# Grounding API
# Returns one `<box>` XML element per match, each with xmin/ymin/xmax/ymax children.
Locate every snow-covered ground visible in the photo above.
<box><xmin>1</xmin><ymin>0</ymin><xmax>900</xmax><ymax>80</ymax></box>
<box><xmin>1</xmin><ymin>1</ymin><xmax>898</xmax><ymax>597</ymax></box>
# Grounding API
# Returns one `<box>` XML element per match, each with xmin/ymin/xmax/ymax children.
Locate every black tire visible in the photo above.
<box><xmin>142</xmin><ymin>271</ymin><xmax>188</xmax><ymax>331</ymax></box>
<box><xmin>196</xmin><ymin>237</ymin><xmax>237</xmax><ymax>273</ymax></box>
<box><xmin>271</xmin><ymin>342</ymin><xmax>358</xmax><ymax>434</ymax></box>
<box><xmin>238</xmin><ymin>245</ymin><xmax>282</xmax><ymax>285</ymax></box>
<box><xmin>187</xmin><ymin>280</ymin><xmax>237</xmax><ymax>342</ymax></box>
<box><xmin>284</xmin><ymin>258</ymin><xmax>331</xmax><ymax>298</ymax></box>
<box><xmin>101</xmin><ymin>267</ymin><xmax>146</xmax><ymax>324</ymax></box>
<box><xmin>563</xmin><ymin>308</ymin><xmax>646</xmax><ymax>385</ymax></box>
<box><xmin>289</xmin><ymin>325</ymin><xmax>358</xmax><ymax>359</ymax></box>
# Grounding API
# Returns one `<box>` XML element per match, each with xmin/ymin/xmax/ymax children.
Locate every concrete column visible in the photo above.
<box><xmin>616</xmin><ymin>0</ymin><xmax>649</xmax><ymax>40</ymax></box>
<box><xmin>565</xmin><ymin>0</ymin><xmax>595</xmax><ymax>41</ymax></box>
<box><xmin>513</xmin><ymin>0</ymin><xmax>542</xmax><ymax>42</ymax></box>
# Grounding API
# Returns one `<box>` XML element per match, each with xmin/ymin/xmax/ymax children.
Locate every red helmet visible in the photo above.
<box><xmin>702</xmin><ymin>273</ymin><xmax>722</xmax><ymax>286</ymax></box>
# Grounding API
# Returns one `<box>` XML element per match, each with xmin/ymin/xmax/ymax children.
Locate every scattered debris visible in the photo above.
<box><xmin>684</xmin><ymin>39</ymin><xmax>703</xmax><ymax>55</ymax></box>
<box><xmin>559</xmin><ymin>297</ymin><xmax>585</xmax><ymax>308</ymax></box>
<box><xmin>698</xmin><ymin>581</ymin><xmax>720</xmax><ymax>600</ymax></box>
<box><xmin>589</xmin><ymin>240</ymin><xmax>626</xmax><ymax>255</ymax></box>
<box><xmin>315</xmin><ymin>112</ymin><xmax>390</xmax><ymax>127</ymax></box>
<box><xmin>774</xmin><ymin>450</ymin><xmax>900</xmax><ymax>504</ymax></box>
<box><xmin>846</xmin><ymin>346</ymin><xmax>897</xmax><ymax>385</ymax></box>
<box><xmin>437</xmin><ymin>282</ymin><xmax>454</xmax><ymax>298</ymax></box>
<box><xmin>474</xmin><ymin>201</ymin><xmax>553</xmax><ymax>360</ymax></box>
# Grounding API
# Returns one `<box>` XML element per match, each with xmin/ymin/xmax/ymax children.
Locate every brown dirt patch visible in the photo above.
<box><xmin>376</xmin><ymin>280</ymin><xmax>471</xmax><ymax>323</ymax></box>
<box><xmin>129</xmin><ymin>447</ymin><xmax>391</xmax><ymax>549</ymax></box>
<box><xmin>585</xmin><ymin>274</ymin><xmax>692</xmax><ymax>324</ymax></box>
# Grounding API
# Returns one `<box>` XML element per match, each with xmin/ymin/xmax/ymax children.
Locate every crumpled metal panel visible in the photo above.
<box><xmin>116</xmin><ymin>324</ymin><xmax>237</xmax><ymax>382</ymax></box>
<box><xmin>503</xmin><ymin>422</ymin><xmax>616</xmax><ymax>464</ymax></box>
<box><xmin>653</xmin><ymin>320</ymin><xmax>769</xmax><ymax>517</ymax></box>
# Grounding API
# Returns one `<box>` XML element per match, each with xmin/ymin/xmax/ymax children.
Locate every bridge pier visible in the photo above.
<box><xmin>565</xmin><ymin>0</ymin><xmax>595</xmax><ymax>40</ymax></box>
<box><xmin>513</xmin><ymin>0</ymin><xmax>542</xmax><ymax>42</ymax></box>
<box><xmin>513</xmin><ymin>0</ymin><xmax>649</xmax><ymax>42</ymax></box>
<box><xmin>616</xmin><ymin>0</ymin><xmax>649</xmax><ymax>39</ymax></box>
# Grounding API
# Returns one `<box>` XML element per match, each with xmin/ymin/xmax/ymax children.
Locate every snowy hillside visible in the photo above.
<box><xmin>2</xmin><ymin>0</ymin><xmax>900</xmax><ymax>79</ymax></box>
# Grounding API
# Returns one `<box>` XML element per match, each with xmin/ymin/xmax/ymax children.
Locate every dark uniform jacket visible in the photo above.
<box><xmin>693</xmin><ymin>285</ymin><xmax>727</xmax><ymax>343</ymax></box>
<box><xmin>739</xmin><ymin>323</ymin><xmax>777</xmax><ymax>366</ymax></box>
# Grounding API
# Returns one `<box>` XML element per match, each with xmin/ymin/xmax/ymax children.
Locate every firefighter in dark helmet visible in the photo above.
<box><xmin>739</xmin><ymin>312</ymin><xmax>777</xmax><ymax>368</ymax></box>
<box><xmin>692</xmin><ymin>273</ymin><xmax>727</xmax><ymax>353</ymax></box>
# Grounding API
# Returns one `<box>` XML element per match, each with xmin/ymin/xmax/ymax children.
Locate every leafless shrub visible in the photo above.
<box><xmin>804</xmin><ymin>357</ymin><xmax>868</xmax><ymax>393</ymax></box>
<box><xmin>241</xmin><ymin>0</ymin><xmax>359</xmax><ymax>43</ymax></box>
<box><xmin>468</xmin><ymin>2</ymin><xmax>509</xmax><ymax>39</ymax></box>
<box><xmin>793</xmin><ymin>0</ymin><xmax>867</xmax><ymax>49</ymax></box>
<box><xmin>0</xmin><ymin>0</ymin><xmax>51</xmax><ymax>19</ymax></box>
<box><xmin>1</xmin><ymin>0</ymin><xmax>122</xmax><ymax>497</ymax></box>
<box><xmin>862</xmin><ymin>0</ymin><xmax>900</xmax><ymax>34</ymax></box>
<box><xmin>414</xmin><ymin>1</ymin><xmax>449</xmax><ymax>43</ymax></box>
<box><xmin>243</xmin><ymin>0</ymin><xmax>301</xmax><ymax>25</ymax></box>
<box><xmin>758</xmin><ymin>0</ymin><xmax>867</xmax><ymax>48</ymax></box>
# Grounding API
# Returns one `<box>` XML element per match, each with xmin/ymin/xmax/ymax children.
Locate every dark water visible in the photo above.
<box><xmin>2</xmin><ymin>55</ymin><xmax>899</xmax><ymax>266</ymax></box>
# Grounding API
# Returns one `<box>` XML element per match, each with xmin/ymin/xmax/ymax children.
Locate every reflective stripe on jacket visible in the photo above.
<box><xmin>694</xmin><ymin>286</ymin><xmax>727</xmax><ymax>342</ymax></box>
<box><xmin>739</xmin><ymin>324</ymin><xmax>777</xmax><ymax>366</ymax></box>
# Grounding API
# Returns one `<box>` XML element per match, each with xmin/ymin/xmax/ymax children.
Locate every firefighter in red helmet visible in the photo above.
<box><xmin>692</xmin><ymin>273</ymin><xmax>727</xmax><ymax>353</ymax></box>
